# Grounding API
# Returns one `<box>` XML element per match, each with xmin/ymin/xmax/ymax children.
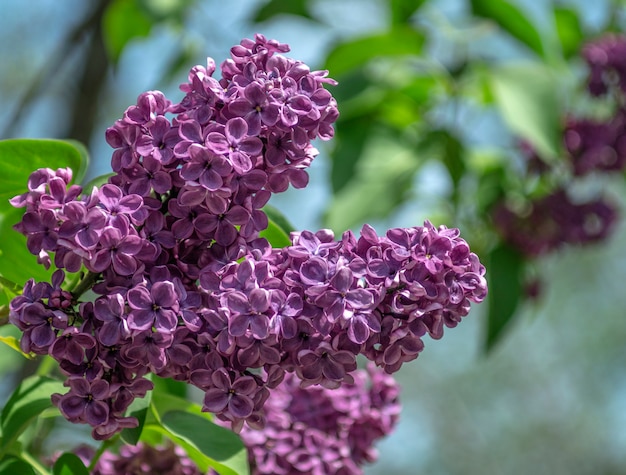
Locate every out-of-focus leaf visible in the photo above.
<box><xmin>490</xmin><ymin>63</ymin><xmax>562</xmax><ymax>160</ymax></box>
<box><xmin>0</xmin><ymin>138</ymin><xmax>88</xmax><ymax>216</ymax></box>
<box><xmin>263</xmin><ymin>205</ymin><xmax>296</xmax><ymax>235</ymax></box>
<box><xmin>161</xmin><ymin>411</ymin><xmax>249</xmax><ymax>475</ymax></box>
<box><xmin>390</xmin><ymin>0</ymin><xmax>427</xmax><ymax>25</ymax></box>
<box><xmin>53</xmin><ymin>453</ymin><xmax>89</xmax><ymax>475</ymax></box>
<box><xmin>81</xmin><ymin>173</ymin><xmax>114</xmax><ymax>194</ymax></box>
<box><xmin>485</xmin><ymin>244</ymin><xmax>525</xmax><ymax>351</ymax></box>
<box><xmin>0</xmin><ymin>336</ymin><xmax>33</xmax><ymax>360</ymax></box>
<box><xmin>139</xmin><ymin>0</ymin><xmax>193</xmax><ymax>22</ymax></box>
<box><xmin>102</xmin><ymin>0</ymin><xmax>153</xmax><ymax>64</ymax></box>
<box><xmin>0</xmin><ymin>375</ymin><xmax>64</xmax><ymax>456</ymax></box>
<box><xmin>331</xmin><ymin>115</ymin><xmax>376</xmax><ymax>193</ymax></box>
<box><xmin>0</xmin><ymin>207</ymin><xmax>54</xmax><ymax>286</ymax></box>
<box><xmin>121</xmin><ymin>375</ymin><xmax>153</xmax><ymax>445</ymax></box>
<box><xmin>470</xmin><ymin>0</ymin><xmax>545</xmax><ymax>57</ymax></box>
<box><xmin>252</xmin><ymin>0</ymin><xmax>313</xmax><ymax>23</ymax></box>
<box><xmin>0</xmin><ymin>456</ymin><xmax>36</xmax><ymax>475</ymax></box>
<box><xmin>554</xmin><ymin>6</ymin><xmax>584</xmax><ymax>59</ymax></box>
<box><xmin>325</xmin><ymin>134</ymin><xmax>422</xmax><ymax>231</ymax></box>
<box><xmin>324</xmin><ymin>27</ymin><xmax>425</xmax><ymax>77</ymax></box>
<box><xmin>260</xmin><ymin>218</ymin><xmax>291</xmax><ymax>249</ymax></box>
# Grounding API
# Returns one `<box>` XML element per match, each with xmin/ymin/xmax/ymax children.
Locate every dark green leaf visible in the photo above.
<box><xmin>470</xmin><ymin>0</ymin><xmax>545</xmax><ymax>57</ymax></box>
<box><xmin>252</xmin><ymin>0</ymin><xmax>313</xmax><ymax>23</ymax></box>
<box><xmin>150</xmin><ymin>391</ymin><xmax>211</xmax><ymax>423</ymax></box>
<box><xmin>0</xmin><ymin>455</ymin><xmax>36</xmax><ymax>475</ymax></box>
<box><xmin>554</xmin><ymin>6</ymin><xmax>584</xmax><ymax>59</ymax></box>
<box><xmin>390</xmin><ymin>0</ymin><xmax>427</xmax><ymax>25</ymax></box>
<box><xmin>0</xmin><ymin>138</ymin><xmax>89</xmax><ymax>217</ymax></box>
<box><xmin>102</xmin><ymin>0</ymin><xmax>153</xmax><ymax>64</ymax></box>
<box><xmin>331</xmin><ymin>115</ymin><xmax>375</xmax><ymax>193</ymax></box>
<box><xmin>0</xmin><ymin>207</ymin><xmax>54</xmax><ymax>286</ymax></box>
<box><xmin>121</xmin><ymin>375</ymin><xmax>153</xmax><ymax>445</ymax></box>
<box><xmin>490</xmin><ymin>63</ymin><xmax>562</xmax><ymax>160</ymax></box>
<box><xmin>485</xmin><ymin>244</ymin><xmax>525</xmax><ymax>351</ymax></box>
<box><xmin>0</xmin><ymin>375</ymin><xmax>64</xmax><ymax>455</ymax></box>
<box><xmin>263</xmin><ymin>205</ymin><xmax>296</xmax><ymax>234</ymax></box>
<box><xmin>162</xmin><ymin>411</ymin><xmax>249</xmax><ymax>475</ymax></box>
<box><xmin>324</xmin><ymin>27</ymin><xmax>425</xmax><ymax>77</ymax></box>
<box><xmin>53</xmin><ymin>452</ymin><xmax>89</xmax><ymax>475</ymax></box>
<box><xmin>152</xmin><ymin>375</ymin><xmax>188</xmax><ymax>399</ymax></box>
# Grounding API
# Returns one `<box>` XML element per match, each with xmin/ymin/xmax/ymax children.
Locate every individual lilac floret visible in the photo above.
<box><xmin>582</xmin><ymin>34</ymin><xmax>626</xmax><ymax>96</ymax></box>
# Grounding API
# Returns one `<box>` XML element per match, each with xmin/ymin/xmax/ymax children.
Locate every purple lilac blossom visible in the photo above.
<box><xmin>8</xmin><ymin>35</ymin><xmax>486</xmax><ymax>441</ymax></box>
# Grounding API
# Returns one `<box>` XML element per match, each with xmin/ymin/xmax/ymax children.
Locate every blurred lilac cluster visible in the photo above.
<box><xmin>493</xmin><ymin>34</ymin><xmax>626</xmax><ymax>258</ymax></box>
<box><xmin>78</xmin><ymin>366</ymin><xmax>399</xmax><ymax>475</ymax></box>
<box><xmin>8</xmin><ymin>35</ymin><xmax>486</xmax><ymax>469</ymax></box>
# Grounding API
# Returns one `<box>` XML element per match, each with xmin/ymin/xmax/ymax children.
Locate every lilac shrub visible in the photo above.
<box><xmin>8</xmin><ymin>34</ymin><xmax>487</xmax><ymax>471</ymax></box>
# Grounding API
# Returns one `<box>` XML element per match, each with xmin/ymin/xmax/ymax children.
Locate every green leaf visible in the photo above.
<box><xmin>152</xmin><ymin>375</ymin><xmax>188</xmax><ymax>399</ymax></box>
<box><xmin>0</xmin><ymin>455</ymin><xmax>36</xmax><ymax>475</ymax></box>
<box><xmin>150</xmin><ymin>391</ymin><xmax>211</xmax><ymax>424</ymax></box>
<box><xmin>263</xmin><ymin>205</ymin><xmax>295</xmax><ymax>234</ymax></box>
<box><xmin>138</xmin><ymin>0</ymin><xmax>193</xmax><ymax>22</ymax></box>
<box><xmin>0</xmin><ymin>336</ymin><xmax>33</xmax><ymax>359</ymax></box>
<box><xmin>0</xmin><ymin>138</ymin><xmax>89</xmax><ymax>217</ymax></box>
<box><xmin>252</xmin><ymin>0</ymin><xmax>313</xmax><ymax>22</ymax></box>
<box><xmin>470</xmin><ymin>0</ymin><xmax>545</xmax><ymax>57</ymax></box>
<box><xmin>554</xmin><ymin>6</ymin><xmax>584</xmax><ymax>59</ymax></box>
<box><xmin>331</xmin><ymin>115</ymin><xmax>376</xmax><ymax>193</ymax></box>
<box><xmin>390</xmin><ymin>0</ymin><xmax>427</xmax><ymax>25</ymax></box>
<box><xmin>325</xmin><ymin>133</ymin><xmax>422</xmax><ymax>231</ymax></box>
<box><xmin>259</xmin><ymin>219</ymin><xmax>291</xmax><ymax>249</ymax></box>
<box><xmin>490</xmin><ymin>63</ymin><xmax>562</xmax><ymax>160</ymax></box>
<box><xmin>161</xmin><ymin>411</ymin><xmax>249</xmax><ymax>475</ymax></box>
<box><xmin>80</xmin><ymin>173</ymin><xmax>114</xmax><ymax>193</ymax></box>
<box><xmin>0</xmin><ymin>375</ymin><xmax>64</xmax><ymax>456</ymax></box>
<box><xmin>324</xmin><ymin>27</ymin><xmax>425</xmax><ymax>77</ymax></box>
<box><xmin>485</xmin><ymin>244</ymin><xmax>525</xmax><ymax>351</ymax></box>
<box><xmin>53</xmin><ymin>453</ymin><xmax>89</xmax><ymax>475</ymax></box>
<box><xmin>121</xmin><ymin>376</ymin><xmax>153</xmax><ymax>445</ymax></box>
<box><xmin>102</xmin><ymin>0</ymin><xmax>153</xmax><ymax>63</ymax></box>
<box><xmin>0</xmin><ymin>207</ymin><xmax>54</xmax><ymax>286</ymax></box>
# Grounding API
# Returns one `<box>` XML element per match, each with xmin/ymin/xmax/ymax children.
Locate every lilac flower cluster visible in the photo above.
<box><xmin>233</xmin><ymin>366</ymin><xmax>401</xmax><ymax>475</ymax></box>
<box><xmin>582</xmin><ymin>33</ymin><xmax>626</xmax><ymax>97</ymax></box>
<box><xmin>492</xmin><ymin>188</ymin><xmax>616</xmax><ymax>257</ymax></box>
<box><xmin>8</xmin><ymin>35</ymin><xmax>487</xmax><ymax>440</ymax></box>
<box><xmin>73</xmin><ymin>366</ymin><xmax>399</xmax><ymax>475</ymax></box>
<box><xmin>69</xmin><ymin>442</ymin><xmax>201</xmax><ymax>475</ymax></box>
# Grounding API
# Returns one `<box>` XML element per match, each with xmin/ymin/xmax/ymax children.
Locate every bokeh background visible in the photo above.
<box><xmin>2</xmin><ymin>1</ymin><xmax>626</xmax><ymax>474</ymax></box>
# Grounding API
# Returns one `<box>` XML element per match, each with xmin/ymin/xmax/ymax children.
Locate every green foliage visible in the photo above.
<box><xmin>470</xmin><ymin>0</ymin><xmax>545</xmax><ymax>57</ymax></box>
<box><xmin>102</xmin><ymin>0</ymin><xmax>153</xmax><ymax>63</ymax></box>
<box><xmin>0</xmin><ymin>375</ymin><xmax>65</xmax><ymax>458</ymax></box>
<box><xmin>553</xmin><ymin>6</ymin><xmax>584</xmax><ymax>59</ymax></box>
<box><xmin>389</xmin><ymin>0</ymin><xmax>427</xmax><ymax>25</ymax></box>
<box><xmin>252</xmin><ymin>0</ymin><xmax>313</xmax><ymax>22</ymax></box>
<box><xmin>52</xmin><ymin>453</ymin><xmax>89</xmax><ymax>475</ymax></box>
<box><xmin>162</xmin><ymin>411</ymin><xmax>250</xmax><ymax>475</ymax></box>
<box><xmin>0</xmin><ymin>456</ymin><xmax>36</xmax><ymax>475</ymax></box>
<box><xmin>324</xmin><ymin>28</ymin><xmax>425</xmax><ymax>77</ymax></box>
<box><xmin>484</xmin><ymin>244</ymin><xmax>525</xmax><ymax>351</ymax></box>
<box><xmin>148</xmin><ymin>392</ymin><xmax>249</xmax><ymax>475</ymax></box>
<box><xmin>490</xmin><ymin>63</ymin><xmax>563</xmax><ymax>160</ymax></box>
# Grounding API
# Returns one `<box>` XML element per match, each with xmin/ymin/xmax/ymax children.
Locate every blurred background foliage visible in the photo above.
<box><xmin>2</xmin><ymin>0</ymin><xmax>626</xmax><ymax>473</ymax></box>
